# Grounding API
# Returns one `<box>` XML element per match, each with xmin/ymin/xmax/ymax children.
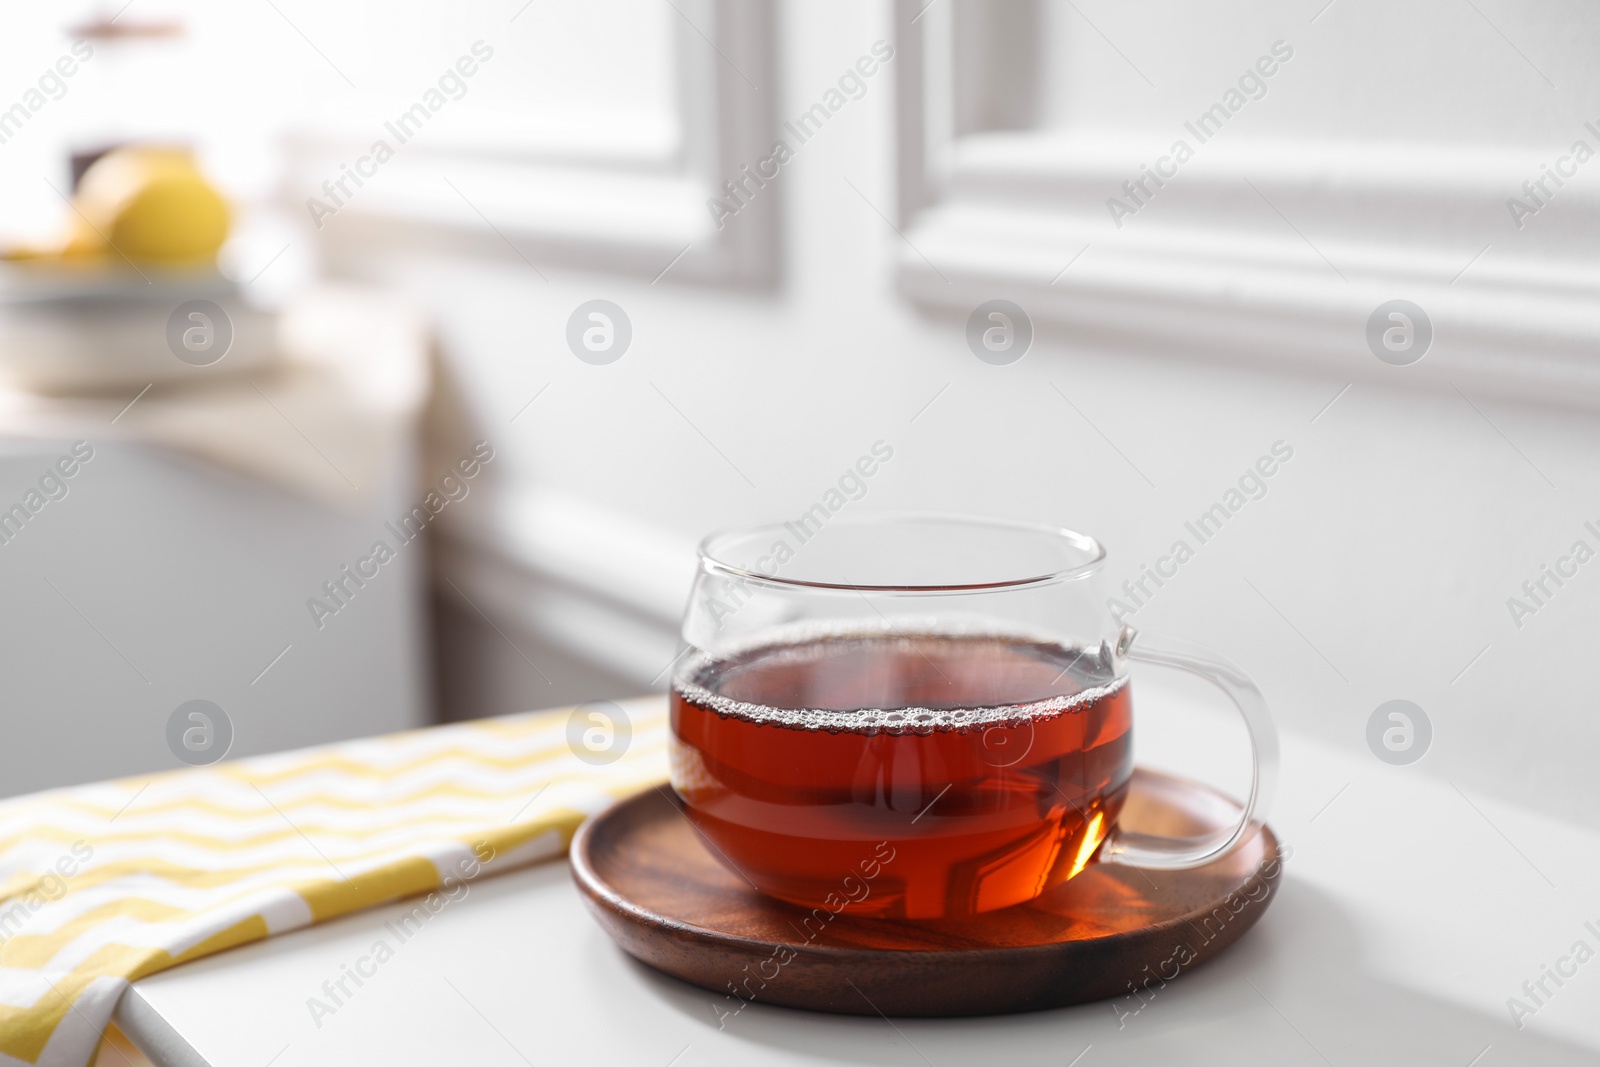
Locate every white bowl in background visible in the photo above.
<box><xmin>0</xmin><ymin>264</ymin><xmax>277</xmax><ymax>394</ymax></box>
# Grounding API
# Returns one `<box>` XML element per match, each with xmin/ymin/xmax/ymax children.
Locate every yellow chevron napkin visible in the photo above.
<box><xmin>0</xmin><ymin>697</ymin><xmax>668</xmax><ymax>1067</ymax></box>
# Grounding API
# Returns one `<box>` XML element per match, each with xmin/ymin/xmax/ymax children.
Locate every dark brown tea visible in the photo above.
<box><xmin>670</xmin><ymin>632</ymin><xmax>1133</xmax><ymax>920</ymax></box>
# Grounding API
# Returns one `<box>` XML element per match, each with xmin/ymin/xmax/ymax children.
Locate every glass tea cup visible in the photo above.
<box><xmin>668</xmin><ymin>513</ymin><xmax>1277</xmax><ymax>920</ymax></box>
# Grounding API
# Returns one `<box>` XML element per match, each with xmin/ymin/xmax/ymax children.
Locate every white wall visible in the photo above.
<box><xmin>317</xmin><ymin>1</ymin><xmax>1600</xmax><ymax>838</ymax></box>
<box><xmin>1036</xmin><ymin>0</ymin><xmax>1600</xmax><ymax>146</ymax></box>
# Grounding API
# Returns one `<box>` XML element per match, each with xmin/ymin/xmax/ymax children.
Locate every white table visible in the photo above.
<box><xmin>116</xmin><ymin>695</ymin><xmax>1600</xmax><ymax>1066</ymax></box>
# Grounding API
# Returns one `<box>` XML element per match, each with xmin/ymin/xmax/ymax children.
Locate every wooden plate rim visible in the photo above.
<box><xmin>569</xmin><ymin>774</ymin><xmax>1282</xmax><ymax>964</ymax></box>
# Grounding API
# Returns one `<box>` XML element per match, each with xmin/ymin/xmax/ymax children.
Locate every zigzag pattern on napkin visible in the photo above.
<box><xmin>0</xmin><ymin>698</ymin><xmax>669</xmax><ymax>1067</ymax></box>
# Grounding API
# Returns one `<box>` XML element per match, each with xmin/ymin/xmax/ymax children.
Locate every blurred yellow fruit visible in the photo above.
<box><xmin>74</xmin><ymin>146</ymin><xmax>230</xmax><ymax>265</ymax></box>
<box><xmin>0</xmin><ymin>225</ymin><xmax>109</xmax><ymax>263</ymax></box>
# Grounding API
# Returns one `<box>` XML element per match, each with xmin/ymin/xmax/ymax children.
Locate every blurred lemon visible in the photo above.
<box><xmin>72</xmin><ymin>146</ymin><xmax>230</xmax><ymax>265</ymax></box>
<box><xmin>3</xmin><ymin>147</ymin><xmax>230</xmax><ymax>266</ymax></box>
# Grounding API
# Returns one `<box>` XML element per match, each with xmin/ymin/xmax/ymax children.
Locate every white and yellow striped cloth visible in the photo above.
<box><xmin>0</xmin><ymin>698</ymin><xmax>668</xmax><ymax>1067</ymax></box>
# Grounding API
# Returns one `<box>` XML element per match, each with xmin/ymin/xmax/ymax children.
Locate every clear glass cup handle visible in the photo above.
<box><xmin>1098</xmin><ymin>627</ymin><xmax>1280</xmax><ymax>870</ymax></box>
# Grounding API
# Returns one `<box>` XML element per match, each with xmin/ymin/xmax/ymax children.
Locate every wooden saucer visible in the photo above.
<box><xmin>570</xmin><ymin>769</ymin><xmax>1283</xmax><ymax>1017</ymax></box>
